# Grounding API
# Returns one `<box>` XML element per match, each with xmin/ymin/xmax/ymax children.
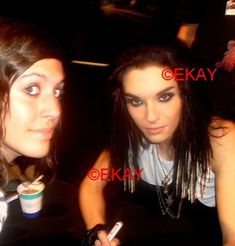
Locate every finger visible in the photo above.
<box><xmin>97</xmin><ymin>230</ymin><xmax>111</xmax><ymax>245</ymax></box>
<box><xmin>111</xmin><ymin>237</ymin><xmax>121</xmax><ymax>246</ymax></box>
<box><xmin>94</xmin><ymin>239</ymin><xmax>101</xmax><ymax>246</ymax></box>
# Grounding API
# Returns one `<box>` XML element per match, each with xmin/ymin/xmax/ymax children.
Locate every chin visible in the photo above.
<box><xmin>144</xmin><ymin>135</ymin><xmax>169</xmax><ymax>144</ymax></box>
<box><xmin>25</xmin><ymin>152</ymin><xmax>49</xmax><ymax>159</ymax></box>
<box><xmin>22</xmin><ymin>146</ymin><xmax>50</xmax><ymax>159</ymax></box>
<box><xmin>32</xmin><ymin>152</ymin><xmax>49</xmax><ymax>158</ymax></box>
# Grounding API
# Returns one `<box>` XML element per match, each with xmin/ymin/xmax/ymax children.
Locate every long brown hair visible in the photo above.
<box><xmin>0</xmin><ymin>17</ymin><xmax>65</xmax><ymax>186</ymax></box>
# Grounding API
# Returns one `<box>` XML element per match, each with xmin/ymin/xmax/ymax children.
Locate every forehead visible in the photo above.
<box><xmin>122</xmin><ymin>65</ymin><xmax>178</xmax><ymax>94</ymax></box>
<box><xmin>18</xmin><ymin>58</ymin><xmax>64</xmax><ymax>82</ymax></box>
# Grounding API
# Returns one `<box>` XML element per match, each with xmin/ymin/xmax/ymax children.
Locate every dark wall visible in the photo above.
<box><xmin>56</xmin><ymin>63</ymin><xmax>112</xmax><ymax>184</ymax></box>
<box><xmin>1</xmin><ymin>0</ymin><xmax>234</xmax><ymax>184</ymax></box>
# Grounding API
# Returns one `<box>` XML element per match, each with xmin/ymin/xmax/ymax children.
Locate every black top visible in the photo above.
<box><xmin>105</xmin><ymin>179</ymin><xmax>222</xmax><ymax>246</ymax></box>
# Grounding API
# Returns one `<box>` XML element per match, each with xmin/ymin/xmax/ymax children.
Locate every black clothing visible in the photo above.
<box><xmin>106</xmin><ymin>179</ymin><xmax>222</xmax><ymax>246</ymax></box>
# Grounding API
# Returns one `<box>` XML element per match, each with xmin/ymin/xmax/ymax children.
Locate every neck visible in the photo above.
<box><xmin>156</xmin><ymin>142</ymin><xmax>174</xmax><ymax>161</ymax></box>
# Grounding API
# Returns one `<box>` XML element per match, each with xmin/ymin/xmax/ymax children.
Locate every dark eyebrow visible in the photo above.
<box><xmin>19</xmin><ymin>73</ymin><xmax>65</xmax><ymax>85</ymax></box>
<box><xmin>19</xmin><ymin>73</ymin><xmax>46</xmax><ymax>80</ymax></box>
<box><xmin>157</xmin><ymin>86</ymin><xmax>175</xmax><ymax>96</ymax></box>
<box><xmin>124</xmin><ymin>93</ymin><xmax>140</xmax><ymax>99</ymax></box>
<box><xmin>124</xmin><ymin>86</ymin><xmax>176</xmax><ymax>98</ymax></box>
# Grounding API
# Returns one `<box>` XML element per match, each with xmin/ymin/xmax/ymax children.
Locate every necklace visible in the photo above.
<box><xmin>153</xmin><ymin>147</ymin><xmax>182</xmax><ymax>219</ymax></box>
<box><xmin>156</xmin><ymin>149</ymin><xmax>174</xmax><ymax>193</ymax></box>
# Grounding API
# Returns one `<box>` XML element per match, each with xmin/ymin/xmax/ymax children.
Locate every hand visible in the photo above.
<box><xmin>95</xmin><ymin>230</ymin><xmax>120</xmax><ymax>246</ymax></box>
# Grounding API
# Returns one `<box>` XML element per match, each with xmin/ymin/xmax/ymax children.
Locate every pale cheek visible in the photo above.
<box><xmin>4</xmin><ymin>102</ymin><xmax>36</xmax><ymax>138</ymax></box>
<box><xmin>4</xmin><ymin>112</ymin><xmax>25</xmax><ymax>140</ymax></box>
<box><xmin>11</xmin><ymin>100</ymin><xmax>37</xmax><ymax>122</ymax></box>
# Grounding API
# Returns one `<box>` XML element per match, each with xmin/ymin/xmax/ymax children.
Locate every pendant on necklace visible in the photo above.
<box><xmin>162</xmin><ymin>176</ymin><xmax>170</xmax><ymax>193</ymax></box>
<box><xmin>165</xmin><ymin>194</ymin><xmax>174</xmax><ymax>206</ymax></box>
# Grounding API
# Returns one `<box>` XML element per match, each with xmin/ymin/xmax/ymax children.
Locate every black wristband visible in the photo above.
<box><xmin>81</xmin><ymin>223</ymin><xmax>107</xmax><ymax>246</ymax></box>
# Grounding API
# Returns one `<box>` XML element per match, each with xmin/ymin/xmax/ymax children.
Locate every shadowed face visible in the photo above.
<box><xmin>123</xmin><ymin>65</ymin><xmax>182</xmax><ymax>147</ymax></box>
<box><xmin>2</xmin><ymin>58</ymin><xmax>65</xmax><ymax>162</ymax></box>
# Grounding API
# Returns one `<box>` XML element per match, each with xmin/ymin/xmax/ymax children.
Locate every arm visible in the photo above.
<box><xmin>210</xmin><ymin>120</ymin><xmax>235</xmax><ymax>245</ymax></box>
<box><xmin>79</xmin><ymin>150</ymin><xmax>120</xmax><ymax>246</ymax></box>
<box><xmin>79</xmin><ymin>150</ymin><xmax>110</xmax><ymax>229</ymax></box>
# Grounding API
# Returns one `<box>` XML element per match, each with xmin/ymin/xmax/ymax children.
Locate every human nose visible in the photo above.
<box><xmin>40</xmin><ymin>95</ymin><xmax>61</xmax><ymax>119</ymax></box>
<box><xmin>146</xmin><ymin>102</ymin><xmax>159</xmax><ymax>123</ymax></box>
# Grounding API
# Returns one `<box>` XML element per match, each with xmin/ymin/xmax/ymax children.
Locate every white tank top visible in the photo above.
<box><xmin>138</xmin><ymin>144</ymin><xmax>215</xmax><ymax>207</ymax></box>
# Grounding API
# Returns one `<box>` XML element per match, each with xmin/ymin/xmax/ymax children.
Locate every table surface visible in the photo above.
<box><xmin>0</xmin><ymin>179</ymin><xmax>85</xmax><ymax>245</ymax></box>
<box><xmin>0</xmin><ymin>178</ymin><xmax>222</xmax><ymax>246</ymax></box>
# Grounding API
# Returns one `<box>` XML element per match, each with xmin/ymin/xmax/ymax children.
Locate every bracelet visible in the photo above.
<box><xmin>81</xmin><ymin>223</ymin><xmax>107</xmax><ymax>246</ymax></box>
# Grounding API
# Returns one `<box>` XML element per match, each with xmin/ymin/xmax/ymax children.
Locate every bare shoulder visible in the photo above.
<box><xmin>210</xmin><ymin>118</ymin><xmax>235</xmax><ymax>140</ymax></box>
<box><xmin>209</xmin><ymin>118</ymin><xmax>235</xmax><ymax>171</ymax></box>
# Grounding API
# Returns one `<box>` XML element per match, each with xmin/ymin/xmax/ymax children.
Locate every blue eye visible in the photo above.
<box><xmin>25</xmin><ymin>85</ymin><xmax>39</xmax><ymax>96</ymax></box>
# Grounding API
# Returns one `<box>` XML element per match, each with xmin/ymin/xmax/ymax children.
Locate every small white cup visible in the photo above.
<box><xmin>17</xmin><ymin>182</ymin><xmax>45</xmax><ymax>219</ymax></box>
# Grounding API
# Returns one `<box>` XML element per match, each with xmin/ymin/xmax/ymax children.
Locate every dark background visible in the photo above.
<box><xmin>1</xmin><ymin>0</ymin><xmax>234</xmax><ymax>184</ymax></box>
<box><xmin>0</xmin><ymin>1</ymin><xmax>234</xmax><ymax>245</ymax></box>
